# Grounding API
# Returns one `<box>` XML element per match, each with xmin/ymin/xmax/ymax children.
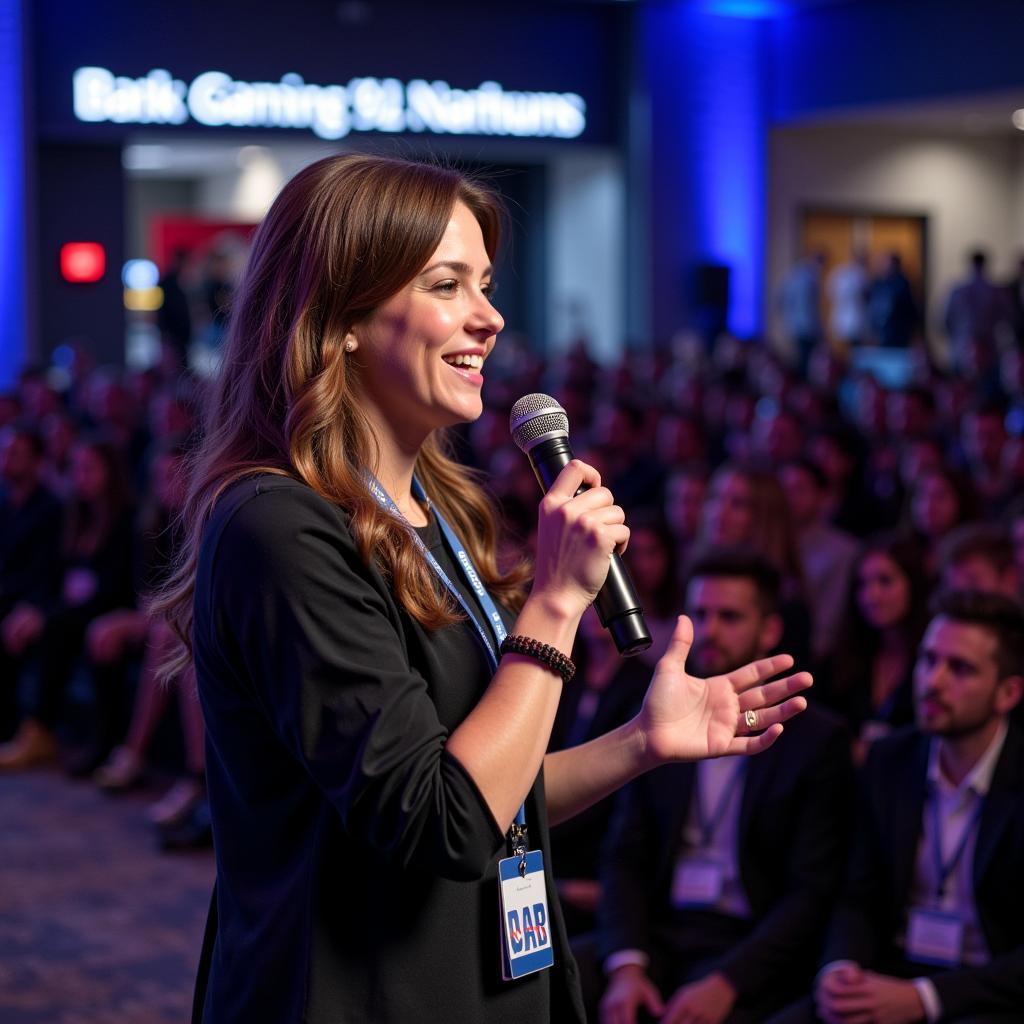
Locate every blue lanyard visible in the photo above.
<box><xmin>929</xmin><ymin>791</ymin><xmax>983</xmax><ymax>901</ymax></box>
<box><xmin>364</xmin><ymin>472</ymin><xmax>525</xmax><ymax>832</ymax></box>
<box><xmin>693</xmin><ymin>760</ymin><xmax>746</xmax><ymax>850</ymax></box>
<box><xmin>365</xmin><ymin>472</ymin><xmax>507</xmax><ymax>665</ymax></box>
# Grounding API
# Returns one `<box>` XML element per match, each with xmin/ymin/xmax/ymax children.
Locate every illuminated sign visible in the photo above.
<box><xmin>72</xmin><ymin>67</ymin><xmax>586</xmax><ymax>140</ymax></box>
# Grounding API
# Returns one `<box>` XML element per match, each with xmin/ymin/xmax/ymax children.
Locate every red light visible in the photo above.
<box><xmin>60</xmin><ymin>242</ymin><xmax>106</xmax><ymax>283</ymax></box>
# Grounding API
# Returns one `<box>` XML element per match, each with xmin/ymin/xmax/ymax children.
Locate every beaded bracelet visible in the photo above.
<box><xmin>499</xmin><ymin>634</ymin><xmax>576</xmax><ymax>683</ymax></box>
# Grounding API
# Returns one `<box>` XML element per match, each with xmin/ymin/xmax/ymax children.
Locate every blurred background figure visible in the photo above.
<box><xmin>0</xmin><ymin>424</ymin><xmax>63</xmax><ymax>739</ymax></box>
<box><xmin>157</xmin><ymin>248</ymin><xmax>193</xmax><ymax>370</ymax></box>
<box><xmin>823</xmin><ymin>534</ymin><xmax>930</xmax><ymax>765</ymax></box>
<box><xmin>943</xmin><ymin>249</ymin><xmax>1009</xmax><ymax>377</ymax></box>
<box><xmin>868</xmin><ymin>252</ymin><xmax>918</xmax><ymax>348</ymax></box>
<box><xmin>777</xmin><ymin>251</ymin><xmax>826</xmax><ymax>375</ymax></box>
<box><xmin>827</xmin><ymin>249</ymin><xmax>870</xmax><ymax>352</ymax></box>
<box><xmin>0</xmin><ymin>438</ymin><xmax>134</xmax><ymax>770</ymax></box>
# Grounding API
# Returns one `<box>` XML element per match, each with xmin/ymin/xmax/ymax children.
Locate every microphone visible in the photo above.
<box><xmin>509</xmin><ymin>393</ymin><xmax>652</xmax><ymax>657</ymax></box>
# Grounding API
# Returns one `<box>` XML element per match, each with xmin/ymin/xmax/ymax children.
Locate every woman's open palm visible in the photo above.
<box><xmin>638</xmin><ymin>616</ymin><xmax>812</xmax><ymax>766</ymax></box>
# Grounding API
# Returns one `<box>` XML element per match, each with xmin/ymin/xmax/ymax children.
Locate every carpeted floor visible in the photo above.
<box><xmin>0</xmin><ymin>768</ymin><xmax>214</xmax><ymax>1023</ymax></box>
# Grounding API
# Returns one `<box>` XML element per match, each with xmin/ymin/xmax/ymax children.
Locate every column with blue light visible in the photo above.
<box><xmin>637</xmin><ymin>2</ymin><xmax>768</xmax><ymax>342</ymax></box>
<box><xmin>0</xmin><ymin>0</ymin><xmax>30</xmax><ymax>388</ymax></box>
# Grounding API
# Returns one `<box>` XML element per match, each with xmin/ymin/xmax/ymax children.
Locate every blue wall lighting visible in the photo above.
<box><xmin>0</xmin><ymin>0</ymin><xmax>28</xmax><ymax>389</ymax></box>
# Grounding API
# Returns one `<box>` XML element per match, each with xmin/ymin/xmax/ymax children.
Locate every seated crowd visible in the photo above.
<box><xmin>1</xmin><ymin>329</ymin><xmax>1023</xmax><ymax>1020</ymax></box>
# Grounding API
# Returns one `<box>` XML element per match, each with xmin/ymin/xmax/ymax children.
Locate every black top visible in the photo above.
<box><xmin>192</xmin><ymin>474</ymin><xmax>585</xmax><ymax>1024</ymax></box>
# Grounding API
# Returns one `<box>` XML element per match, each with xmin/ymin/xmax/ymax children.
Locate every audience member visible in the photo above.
<box><xmin>0</xmin><ymin>424</ymin><xmax>63</xmax><ymax>737</ymax></box>
<box><xmin>906</xmin><ymin>467</ymin><xmax>979</xmax><ymax>580</ymax></box>
<box><xmin>663</xmin><ymin>466</ymin><xmax>707</xmax><ymax>581</ymax></box>
<box><xmin>585</xmin><ymin>549</ymin><xmax>852</xmax><ymax>1024</ymax></box>
<box><xmin>937</xmin><ymin>524</ymin><xmax>1019</xmax><ymax>600</ymax></box>
<box><xmin>779</xmin><ymin>458</ymin><xmax>860</xmax><ymax>666</ymax></box>
<box><xmin>958</xmin><ymin>398</ymin><xmax>1009</xmax><ymax>508</ymax></box>
<box><xmin>697</xmin><ymin>463</ymin><xmax>811</xmax><ymax>667</ymax></box>
<box><xmin>0</xmin><ymin>438</ymin><xmax>134</xmax><ymax>769</ymax></box>
<box><xmin>621</xmin><ymin>515</ymin><xmax>683</xmax><ymax>666</ymax></box>
<box><xmin>825</xmin><ymin>534</ymin><xmax>930</xmax><ymax>763</ymax></box>
<box><xmin>88</xmin><ymin>440</ymin><xmax>205</xmax><ymax>826</ymax></box>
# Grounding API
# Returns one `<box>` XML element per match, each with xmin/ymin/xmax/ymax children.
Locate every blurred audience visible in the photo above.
<box><xmin>5</xmin><ymin>237</ymin><xmax>1024</xmax><ymax>996</ymax></box>
<box><xmin>772</xmin><ymin>590</ymin><xmax>1024</xmax><ymax>1024</ymax></box>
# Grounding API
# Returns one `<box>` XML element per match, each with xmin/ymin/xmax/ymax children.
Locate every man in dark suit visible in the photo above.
<box><xmin>591</xmin><ymin>549</ymin><xmax>853</xmax><ymax>1024</ymax></box>
<box><xmin>774</xmin><ymin>589</ymin><xmax>1024</xmax><ymax>1024</ymax></box>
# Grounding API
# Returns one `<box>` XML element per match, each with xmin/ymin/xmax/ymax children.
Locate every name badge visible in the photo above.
<box><xmin>498</xmin><ymin>851</ymin><xmax>555</xmax><ymax>980</ymax></box>
<box><xmin>906</xmin><ymin>907</ymin><xmax>964</xmax><ymax>967</ymax></box>
<box><xmin>671</xmin><ymin>857</ymin><xmax>724</xmax><ymax>908</ymax></box>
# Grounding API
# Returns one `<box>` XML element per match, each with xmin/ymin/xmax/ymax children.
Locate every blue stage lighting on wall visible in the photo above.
<box><xmin>0</xmin><ymin>0</ymin><xmax>29</xmax><ymax>389</ymax></box>
<box><xmin>650</xmin><ymin>5</ymin><xmax>766</xmax><ymax>336</ymax></box>
<box><xmin>699</xmin><ymin>0</ymin><xmax>788</xmax><ymax>17</ymax></box>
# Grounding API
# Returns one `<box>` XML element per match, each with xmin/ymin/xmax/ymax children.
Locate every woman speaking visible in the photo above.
<box><xmin>156</xmin><ymin>154</ymin><xmax>809</xmax><ymax>1023</ymax></box>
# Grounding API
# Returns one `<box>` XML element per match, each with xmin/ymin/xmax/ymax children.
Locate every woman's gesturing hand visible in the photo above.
<box><xmin>531</xmin><ymin>460</ymin><xmax>629</xmax><ymax>620</ymax></box>
<box><xmin>636</xmin><ymin>616</ymin><xmax>812</xmax><ymax>768</ymax></box>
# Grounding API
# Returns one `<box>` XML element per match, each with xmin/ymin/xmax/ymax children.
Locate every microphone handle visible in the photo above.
<box><xmin>528</xmin><ymin>437</ymin><xmax>652</xmax><ymax>657</ymax></box>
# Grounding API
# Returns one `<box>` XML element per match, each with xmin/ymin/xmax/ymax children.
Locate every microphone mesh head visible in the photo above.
<box><xmin>509</xmin><ymin>393</ymin><xmax>569</xmax><ymax>452</ymax></box>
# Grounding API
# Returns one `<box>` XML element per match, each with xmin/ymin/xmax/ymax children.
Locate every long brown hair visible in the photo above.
<box><xmin>153</xmin><ymin>154</ymin><xmax>529</xmax><ymax>678</ymax></box>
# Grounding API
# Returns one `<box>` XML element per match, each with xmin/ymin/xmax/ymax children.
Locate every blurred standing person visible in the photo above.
<box><xmin>201</xmin><ymin>248</ymin><xmax>235</xmax><ymax>352</ymax></box>
<box><xmin>869</xmin><ymin>252</ymin><xmax>918</xmax><ymax>348</ymax></box>
<box><xmin>827</xmin><ymin>250</ymin><xmax>870</xmax><ymax>351</ymax></box>
<box><xmin>944</xmin><ymin>250</ymin><xmax>1009</xmax><ymax>376</ymax></box>
<box><xmin>777</xmin><ymin>252</ymin><xmax>825</xmax><ymax>376</ymax></box>
<box><xmin>1003</xmin><ymin>254</ymin><xmax>1024</xmax><ymax>345</ymax></box>
<box><xmin>158</xmin><ymin>248</ymin><xmax>193</xmax><ymax>368</ymax></box>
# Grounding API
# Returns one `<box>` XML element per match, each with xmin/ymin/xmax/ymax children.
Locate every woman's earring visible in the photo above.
<box><xmin>344</xmin><ymin>338</ymin><xmax>356</xmax><ymax>353</ymax></box>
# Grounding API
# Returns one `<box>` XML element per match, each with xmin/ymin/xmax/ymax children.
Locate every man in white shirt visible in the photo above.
<box><xmin>590</xmin><ymin>549</ymin><xmax>853</xmax><ymax>1024</ymax></box>
<box><xmin>772</xmin><ymin>589</ymin><xmax>1024</xmax><ymax>1023</ymax></box>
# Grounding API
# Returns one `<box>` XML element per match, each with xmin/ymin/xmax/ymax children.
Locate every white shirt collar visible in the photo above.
<box><xmin>927</xmin><ymin>719</ymin><xmax>1009</xmax><ymax>799</ymax></box>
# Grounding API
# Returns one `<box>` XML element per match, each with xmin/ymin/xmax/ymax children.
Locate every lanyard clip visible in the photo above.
<box><xmin>509</xmin><ymin>822</ymin><xmax>529</xmax><ymax>877</ymax></box>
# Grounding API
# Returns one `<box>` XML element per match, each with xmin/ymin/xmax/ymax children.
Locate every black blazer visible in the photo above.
<box><xmin>822</xmin><ymin>723</ymin><xmax>1024</xmax><ymax>1019</ymax></box>
<box><xmin>599</xmin><ymin>703</ymin><xmax>854</xmax><ymax>1000</ymax></box>
<box><xmin>191</xmin><ymin>475</ymin><xmax>586</xmax><ymax>1024</ymax></box>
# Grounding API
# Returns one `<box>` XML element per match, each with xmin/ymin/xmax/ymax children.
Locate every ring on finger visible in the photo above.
<box><xmin>744</xmin><ymin>709</ymin><xmax>759</xmax><ymax>729</ymax></box>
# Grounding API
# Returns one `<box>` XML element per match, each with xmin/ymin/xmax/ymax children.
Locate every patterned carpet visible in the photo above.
<box><xmin>0</xmin><ymin>768</ymin><xmax>214</xmax><ymax>1023</ymax></box>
